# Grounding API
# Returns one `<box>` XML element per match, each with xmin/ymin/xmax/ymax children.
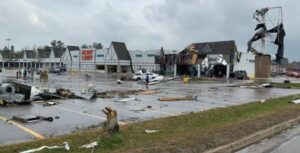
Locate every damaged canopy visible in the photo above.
<box><xmin>247</xmin><ymin>7</ymin><xmax>285</xmax><ymax>64</ymax></box>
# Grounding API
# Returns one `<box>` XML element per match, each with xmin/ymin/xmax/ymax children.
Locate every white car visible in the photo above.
<box><xmin>132</xmin><ymin>71</ymin><xmax>161</xmax><ymax>81</ymax></box>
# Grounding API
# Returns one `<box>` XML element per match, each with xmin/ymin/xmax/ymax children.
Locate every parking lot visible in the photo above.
<box><xmin>1</xmin><ymin>70</ymin><xmax>300</xmax><ymax>145</ymax></box>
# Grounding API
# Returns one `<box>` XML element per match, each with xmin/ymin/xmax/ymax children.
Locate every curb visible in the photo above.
<box><xmin>205</xmin><ymin>115</ymin><xmax>300</xmax><ymax>153</ymax></box>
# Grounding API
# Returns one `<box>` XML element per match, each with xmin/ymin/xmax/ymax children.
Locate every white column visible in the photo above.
<box><xmin>173</xmin><ymin>64</ymin><xmax>177</xmax><ymax>77</ymax></box>
<box><xmin>226</xmin><ymin>64</ymin><xmax>230</xmax><ymax>79</ymax></box>
<box><xmin>197</xmin><ymin>63</ymin><xmax>201</xmax><ymax>77</ymax></box>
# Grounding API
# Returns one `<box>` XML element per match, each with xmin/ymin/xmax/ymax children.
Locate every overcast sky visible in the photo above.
<box><xmin>0</xmin><ymin>0</ymin><xmax>299</xmax><ymax>61</ymax></box>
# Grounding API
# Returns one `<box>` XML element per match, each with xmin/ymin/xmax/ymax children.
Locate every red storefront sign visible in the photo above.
<box><xmin>81</xmin><ymin>50</ymin><xmax>93</xmax><ymax>61</ymax></box>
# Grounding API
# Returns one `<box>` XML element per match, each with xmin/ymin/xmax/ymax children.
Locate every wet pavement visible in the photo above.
<box><xmin>237</xmin><ymin>124</ymin><xmax>300</xmax><ymax>153</ymax></box>
<box><xmin>1</xmin><ymin>70</ymin><xmax>300</xmax><ymax>145</ymax></box>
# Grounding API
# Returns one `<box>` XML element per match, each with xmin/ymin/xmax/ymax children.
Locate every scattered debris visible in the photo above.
<box><xmin>0</xmin><ymin>81</ymin><xmax>27</xmax><ymax>104</ymax></box>
<box><xmin>56</xmin><ymin>88</ymin><xmax>73</xmax><ymax>97</ymax></box>
<box><xmin>117</xmin><ymin>80</ymin><xmax>122</xmax><ymax>84</ymax></box>
<box><xmin>13</xmin><ymin>115</ymin><xmax>40</xmax><ymax>123</ymax></box>
<box><xmin>158</xmin><ymin>96</ymin><xmax>197</xmax><ymax>101</ymax></box>
<box><xmin>291</xmin><ymin>99</ymin><xmax>300</xmax><ymax>104</ymax></box>
<box><xmin>20</xmin><ymin>142</ymin><xmax>69</xmax><ymax>153</ymax></box>
<box><xmin>260</xmin><ymin>83</ymin><xmax>273</xmax><ymax>88</ymax></box>
<box><xmin>80</xmin><ymin>141</ymin><xmax>98</xmax><ymax>149</ymax></box>
<box><xmin>0</xmin><ymin>99</ymin><xmax>7</xmax><ymax>106</ymax></box>
<box><xmin>13</xmin><ymin>115</ymin><xmax>54</xmax><ymax>123</ymax></box>
<box><xmin>208</xmin><ymin>87</ymin><xmax>219</xmax><ymax>91</ymax></box>
<box><xmin>146</xmin><ymin>105</ymin><xmax>152</xmax><ymax>109</ymax></box>
<box><xmin>130</xmin><ymin>105</ymin><xmax>153</xmax><ymax>113</ymax></box>
<box><xmin>239</xmin><ymin>85</ymin><xmax>260</xmax><ymax>89</ymax></box>
<box><xmin>43</xmin><ymin>101</ymin><xmax>58</xmax><ymax>107</ymax></box>
<box><xmin>138</xmin><ymin>90</ymin><xmax>160</xmax><ymax>95</ymax></box>
<box><xmin>115</xmin><ymin>97</ymin><xmax>136</xmax><ymax>102</ymax></box>
<box><xmin>37</xmin><ymin>116</ymin><xmax>54</xmax><ymax>122</ymax></box>
<box><xmin>102</xmin><ymin>107</ymin><xmax>119</xmax><ymax>133</ymax></box>
<box><xmin>145</xmin><ymin>129</ymin><xmax>160</xmax><ymax>134</ymax></box>
<box><xmin>85</xmin><ymin>74</ymin><xmax>91</xmax><ymax>79</ymax></box>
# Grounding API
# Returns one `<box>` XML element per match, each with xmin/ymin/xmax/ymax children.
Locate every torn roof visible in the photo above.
<box><xmin>181</xmin><ymin>40</ymin><xmax>238</xmax><ymax>55</ymax></box>
<box><xmin>111</xmin><ymin>41</ymin><xmax>131</xmax><ymax>60</ymax></box>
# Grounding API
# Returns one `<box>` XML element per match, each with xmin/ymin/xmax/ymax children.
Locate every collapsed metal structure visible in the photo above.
<box><xmin>247</xmin><ymin>6</ymin><xmax>285</xmax><ymax>64</ymax></box>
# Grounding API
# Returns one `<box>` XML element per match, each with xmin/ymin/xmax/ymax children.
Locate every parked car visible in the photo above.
<box><xmin>132</xmin><ymin>70</ymin><xmax>163</xmax><ymax>81</ymax></box>
<box><xmin>231</xmin><ymin>70</ymin><xmax>249</xmax><ymax>80</ymax></box>
<box><xmin>49</xmin><ymin>67</ymin><xmax>67</xmax><ymax>73</ymax></box>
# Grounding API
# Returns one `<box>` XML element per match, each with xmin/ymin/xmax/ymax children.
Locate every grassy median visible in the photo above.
<box><xmin>1</xmin><ymin>94</ymin><xmax>300</xmax><ymax>153</ymax></box>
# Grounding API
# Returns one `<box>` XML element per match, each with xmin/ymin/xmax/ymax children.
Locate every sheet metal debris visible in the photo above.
<box><xmin>291</xmin><ymin>99</ymin><xmax>300</xmax><ymax>104</ymax></box>
<box><xmin>114</xmin><ymin>97</ymin><xmax>136</xmax><ymax>102</ymax></box>
<box><xmin>13</xmin><ymin>115</ymin><xmax>54</xmax><ymax>123</ymax></box>
<box><xmin>145</xmin><ymin>130</ymin><xmax>160</xmax><ymax>134</ymax></box>
<box><xmin>80</xmin><ymin>141</ymin><xmax>98</xmax><ymax>149</ymax></box>
<box><xmin>20</xmin><ymin>142</ymin><xmax>69</xmax><ymax>153</ymax></box>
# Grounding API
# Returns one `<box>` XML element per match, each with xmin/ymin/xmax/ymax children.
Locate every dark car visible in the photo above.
<box><xmin>49</xmin><ymin>67</ymin><xmax>66</xmax><ymax>73</ymax></box>
<box><xmin>231</xmin><ymin>70</ymin><xmax>249</xmax><ymax>80</ymax></box>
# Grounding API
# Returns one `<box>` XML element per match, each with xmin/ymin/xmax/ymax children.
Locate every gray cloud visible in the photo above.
<box><xmin>0</xmin><ymin>0</ymin><xmax>299</xmax><ymax>61</ymax></box>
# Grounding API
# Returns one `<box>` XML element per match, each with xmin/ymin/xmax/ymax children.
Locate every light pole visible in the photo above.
<box><xmin>5</xmin><ymin>38</ymin><xmax>11</xmax><ymax>68</ymax></box>
<box><xmin>6</xmin><ymin>38</ymin><xmax>11</xmax><ymax>49</ymax></box>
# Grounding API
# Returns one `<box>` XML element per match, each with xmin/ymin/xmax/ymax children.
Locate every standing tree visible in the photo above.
<box><xmin>92</xmin><ymin>42</ymin><xmax>103</xmax><ymax>49</ymax></box>
<box><xmin>3</xmin><ymin>46</ymin><xmax>14</xmax><ymax>68</ymax></box>
<box><xmin>50</xmin><ymin>40</ymin><xmax>57</xmax><ymax>48</ymax></box>
<box><xmin>50</xmin><ymin>40</ymin><xmax>65</xmax><ymax>49</ymax></box>
<box><xmin>56</xmin><ymin>40</ymin><xmax>65</xmax><ymax>49</ymax></box>
<box><xmin>81</xmin><ymin>44</ymin><xmax>88</xmax><ymax>49</ymax></box>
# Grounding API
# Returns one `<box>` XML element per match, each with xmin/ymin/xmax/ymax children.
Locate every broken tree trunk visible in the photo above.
<box><xmin>102</xmin><ymin>107</ymin><xmax>119</xmax><ymax>133</ymax></box>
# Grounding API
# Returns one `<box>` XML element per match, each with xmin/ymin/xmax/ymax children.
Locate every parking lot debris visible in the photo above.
<box><xmin>131</xmin><ymin>105</ymin><xmax>153</xmax><ymax>113</ymax></box>
<box><xmin>145</xmin><ymin>130</ymin><xmax>160</xmax><ymax>134</ymax></box>
<box><xmin>0</xmin><ymin>99</ymin><xmax>7</xmax><ymax>106</ymax></box>
<box><xmin>20</xmin><ymin>142</ymin><xmax>69</xmax><ymax>153</ymax></box>
<box><xmin>102</xmin><ymin>107</ymin><xmax>119</xmax><ymax>134</ymax></box>
<box><xmin>260</xmin><ymin>83</ymin><xmax>274</xmax><ymax>88</ymax></box>
<box><xmin>291</xmin><ymin>99</ymin><xmax>300</xmax><ymax>104</ymax></box>
<box><xmin>208</xmin><ymin>87</ymin><xmax>219</xmax><ymax>91</ymax></box>
<box><xmin>43</xmin><ymin>101</ymin><xmax>58</xmax><ymax>106</ymax></box>
<box><xmin>138</xmin><ymin>90</ymin><xmax>160</xmax><ymax>95</ymax></box>
<box><xmin>85</xmin><ymin>74</ymin><xmax>92</xmax><ymax>79</ymax></box>
<box><xmin>158</xmin><ymin>96</ymin><xmax>197</xmax><ymax>101</ymax></box>
<box><xmin>36</xmin><ymin>92</ymin><xmax>65</xmax><ymax>100</ymax></box>
<box><xmin>0</xmin><ymin>82</ymin><xmax>26</xmax><ymax>104</ymax></box>
<box><xmin>117</xmin><ymin>79</ymin><xmax>122</xmax><ymax>84</ymax></box>
<box><xmin>114</xmin><ymin>97</ymin><xmax>136</xmax><ymax>102</ymax></box>
<box><xmin>56</xmin><ymin>88</ymin><xmax>73</xmax><ymax>97</ymax></box>
<box><xmin>13</xmin><ymin>115</ymin><xmax>54</xmax><ymax>123</ymax></box>
<box><xmin>37</xmin><ymin>116</ymin><xmax>54</xmax><ymax>122</ymax></box>
<box><xmin>13</xmin><ymin>115</ymin><xmax>41</xmax><ymax>123</ymax></box>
